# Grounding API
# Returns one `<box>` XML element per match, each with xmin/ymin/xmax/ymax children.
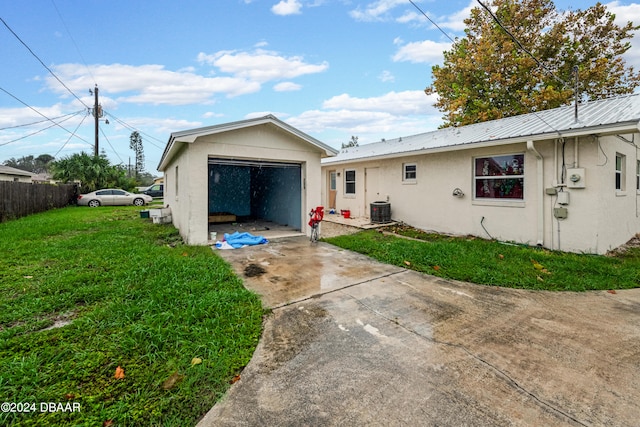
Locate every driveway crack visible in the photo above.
<box><xmin>348</xmin><ymin>294</ymin><xmax>590</xmax><ymax>427</ymax></box>
<box><xmin>271</xmin><ymin>270</ymin><xmax>406</xmax><ymax>310</ymax></box>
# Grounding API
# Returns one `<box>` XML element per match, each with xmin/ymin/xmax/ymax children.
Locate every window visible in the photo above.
<box><xmin>175</xmin><ymin>165</ymin><xmax>179</xmax><ymax>198</ymax></box>
<box><xmin>403</xmin><ymin>163</ymin><xmax>417</xmax><ymax>182</ymax></box>
<box><xmin>330</xmin><ymin>171</ymin><xmax>336</xmax><ymax>191</ymax></box>
<box><xmin>636</xmin><ymin>160</ymin><xmax>640</xmax><ymax>191</ymax></box>
<box><xmin>474</xmin><ymin>154</ymin><xmax>524</xmax><ymax>200</ymax></box>
<box><xmin>616</xmin><ymin>153</ymin><xmax>625</xmax><ymax>191</ymax></box>
<box><xmin>345</xmin><ymin>169</ymin><xmax>356</xmax><ymax>195</ymax></box>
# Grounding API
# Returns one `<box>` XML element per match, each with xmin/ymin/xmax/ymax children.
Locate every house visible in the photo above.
<box><xmin>157</xmin><ymin>115</ymin><xmax>338</xmax><ymax>245</ymax></box>
<box><xmin>0</xmin><ymin>165</ymin><xmax>34</xmax><ymax>183</ymax></box>
<box><xmin>321</xmin><ymin>94</ymin><xmax>640</xmax><ymax>254</ymax></box>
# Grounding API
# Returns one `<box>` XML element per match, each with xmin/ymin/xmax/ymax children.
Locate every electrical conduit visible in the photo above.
<box><xmin>527</xmin><ymin>140</ymin><xmax>544</xmax><ymax>246</ymax></box>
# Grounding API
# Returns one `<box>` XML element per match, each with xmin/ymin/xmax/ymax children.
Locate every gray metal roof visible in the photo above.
<box><xmin>324</xmin><ymin>94</ymin><xmax>640</xmax><ymax>165</ymax></box>
<box><xmin>0</xmin><ymin>165</ymin><xmax>33</xmax><ymax>176</ymax></box>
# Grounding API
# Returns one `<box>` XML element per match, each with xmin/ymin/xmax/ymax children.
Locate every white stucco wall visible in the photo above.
<box><xmin>0</xmin><ymin>174</ymin><xmax>32</xmax><ymax>183</ymax></box>
<box><xmin>322</xmin><ymin>132</ymin><xmax>640</xmax><ymax>254</ymax></box>
<box><xmin>165</xmin><ymin>124</ymin><xmax>324</xmax><ymax>245</ymax></box>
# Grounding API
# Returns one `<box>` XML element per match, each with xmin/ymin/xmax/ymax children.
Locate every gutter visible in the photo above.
<box><xmin>527</xmin><ymin>140</ymin><xmax>544</xmax><ymax>246</ymax></box>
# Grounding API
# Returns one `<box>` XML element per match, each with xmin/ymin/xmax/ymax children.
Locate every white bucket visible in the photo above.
<box><xmin>210</xmin><ymin>232</ymin><xmax>217</xmax><ymax>241</ymax></box>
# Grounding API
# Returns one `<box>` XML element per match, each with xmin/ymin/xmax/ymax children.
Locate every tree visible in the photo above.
<box><xmin>3</xmin><ymin>154</ymin><xmax>55</xmax><ymax>174</ymax></box>
<box><xmin>342</xmin><ymin>135</ymin><xmax>359</xmax><ymax>149</ymax></box>
<box><xmin>129</xmin><ymin>131</ymin><xmax>145</xmax><ymax>176</ymax></box>
<box><xmin>51</xmin><ymin>152</ymin><xmax>127</xmax><ymax>193</ymax></box>
<box><xmin>426</xmin><ymin>0</ymin><xmax>640</xmax><ymax>127</ymax></box>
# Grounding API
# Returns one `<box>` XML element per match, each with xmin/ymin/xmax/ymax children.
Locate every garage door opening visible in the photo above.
<box><xmin>208</xmin><ymin>159</ymin><xmax>302</xmax><ymax>237</ymax></box>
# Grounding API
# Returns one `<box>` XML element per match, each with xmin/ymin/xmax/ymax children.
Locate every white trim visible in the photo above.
<box><xmin>473</xmin><ymin>153</ymin><xmax>525</xmax><ymax>201</ymax></box>
<box><xmin>402</xmin><ymin>163</ymin><xmax>417</xmax><ymax>183</ymax></box>
<box><xmin>344</xmin><ymin>168</ymin><xmax>356</xmax><ymax>196</ymax></box>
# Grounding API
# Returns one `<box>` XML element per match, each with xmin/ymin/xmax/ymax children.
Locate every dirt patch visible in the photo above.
<box><xmin>257</xmin><ymin>304</ymin><xmax>328</xmax><ymax>372</ymax></box>
<box><xmin>320</xmin><ymin>221</ymin><xmax>362</xmax><ymax>238</ymax></box>
<box><xmin>244</xmin><ymin>263</ymin><xmax>267</xmax><ymax>277</ymax></box>
<box><xmin>606</xmin><ymin>234</ymin><xmax>640</xmax><ymax>257</ymax></box>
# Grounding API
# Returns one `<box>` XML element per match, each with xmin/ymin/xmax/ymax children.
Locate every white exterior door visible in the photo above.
<box><xmin>364</xmin><ymin>167</ymin><xmax>380</xmax><ymax>217</ymax></box>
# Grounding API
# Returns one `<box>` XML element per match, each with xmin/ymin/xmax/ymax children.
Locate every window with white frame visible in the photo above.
<box><xmin>474</xmin><ymin>154</ymin><xmax>524</xmax><ymax>200</ymax></box>
<box><xmin>403</xmin><ymin>163</ymin><xmax>417</xmax><ymax>182</ymax></box>
<box><xmin>344</xmin><ymin>169</ymin><xmax>356</xmax><ymax>195</ymax></box>
<box><xmin>616</xmin><ymin>153</ymin><xmax>625</xmax><ymax>191</ymax></box>
<box><xmin>636</xmin><ymin>160</ymin><xmax>640</xmax><ymax>191</ymax></box>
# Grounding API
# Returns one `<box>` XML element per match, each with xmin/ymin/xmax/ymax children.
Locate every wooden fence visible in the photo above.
<box><xmin>0</xmin><ymin>182</ymin><xmax>76</xmax><ymax>222</ymax></box>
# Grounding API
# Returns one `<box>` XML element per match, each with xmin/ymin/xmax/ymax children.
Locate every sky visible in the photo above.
<box><xmin>1</xmin><ymin>0</ymin><xmax>639</xmax><ymax>174</ymax></box>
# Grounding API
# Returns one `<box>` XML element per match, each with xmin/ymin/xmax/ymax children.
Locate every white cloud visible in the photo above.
<box><xmin>272</xmin><ymin>0</ymin><xmax>303</xmax><ymax>16</ymax></box>
<box><xmin>48</xmin><ymin>63</ymin><xmax>260</xmax><ymax>106</ymax></box>
<box><xmin>245</xmin><ymin>111</ymin><xmax>290</xmax><ymax>120</ymax></box>
<box><xmin>202</xmin><ymin>111</ymin><xmax>224</xmax><ymax>119</ymax></box>
<box><xmin>349</xmin><ymin>0</ymin><xmax>410</xmax><ymax>22</ymax></box>
<box><xmin>396</xmin><ymin>10</ymin><xmax>421</xmax><ymax>24</ymax></box>
<box><xmin>322</xmin><ymin>90</ymin><xmax>436</xmax><ymax>115</ymax></box>
<box><xmin>274</xmin><ymin>81</ymin><xmax>302</xmax><ymax>91</ymax></box>
<box><xmin>392</xmin><ymin>40</ymin><xmax>451</xmax><ymax>64</ymax></box>
<box><xmin>439</xmin><ymin>0</ymin><xmax>474</xmax><ymax>32</ymax></box>
<box><xmin>199</xmin><ymin>49</ymin><xmax>328</xmax><ymax>82</ymax></box>
<box><xmin>378</xmin><ymin>70</ymin><xmax>395</xmax><ymax>82</ymax></box>
<box><xmin>606</xmin><ymin>1</ymin><xmax>640</xmax><ymax>71</ymax></box>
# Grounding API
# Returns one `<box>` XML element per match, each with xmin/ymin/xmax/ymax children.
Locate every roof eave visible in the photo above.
<box><xmin>321</xmin><ymin>120</ymin><xmax>640</xmax><ymax>166</ymax></box>
<box><xmin>157</xmin><ymin>115</ymin><xmax>337</xmax><ymax>171</ymax></box>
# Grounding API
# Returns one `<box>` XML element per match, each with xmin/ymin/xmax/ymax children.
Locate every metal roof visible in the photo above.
<box><xmin>0</xmin><ymin>165</ymin><xmax>33</xmax><ymax>177</ymax></box>
<box><xmin>158</xmin><ymin>114</ymin><xmax>338</xmax><ymax>171</ymax></box>
<box><xmin>323</xmin><ymin>94</ymin><xmax>640</xmax><ymax>165</ymax></box>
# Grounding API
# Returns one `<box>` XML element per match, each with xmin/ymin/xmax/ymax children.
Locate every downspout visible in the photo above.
<box><xmin>527</xmin><ymin>140</ymin><xmax>544</xmax><ymax>246</ymax></box>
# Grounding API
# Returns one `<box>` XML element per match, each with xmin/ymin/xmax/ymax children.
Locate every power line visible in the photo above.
<box><xmin>475</xmin><ymin>0</ymin><xmax>568</xmax><ymax>88</ymax></box>
<box><xmin>408</xmin><ymin>0</ymin><xmax>455</xmax><ymax>44</ymax></box>
<box><xmin>0</xmin><ymin>110</ymin><xmax>85</xmax><ymax>147</ymax></box>
<box><xmin>53</xmin><ymin>112</ymin><xmax>89</xmax><ymax>157</ymax></box>
<box><xmin>0</xmin><ymin>110</ymin><xmax>83</xmax><ymax>131</ymax></box>
<box><xmin>0</xmin><ymin>16</ymin><xmax>91</xmax><ymax>109</ymax></box>
<box><xmin>98</xmin><ymin>125</ymin><xmax>125</xmax><ymax>164</ymax></box>
<box><xmin>105</xmin><ymin>112</ymin><xmax>166</xmax><ymax>149</ymax></box>
<box><xmin>0</xmin><ymin>85</ymin><xmax>91</xmax><ymax>145</ymax></box>
<box><xmin>50</xmin><ymin>0</ymin><xmax>96</xmax><ymax>86</ymax></box>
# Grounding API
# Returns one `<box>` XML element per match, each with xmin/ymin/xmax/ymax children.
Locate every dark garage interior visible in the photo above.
<box><xmin>208</xmin><ymin>159</ymin><xmax>302</xmax><ymax>230</ymax></box>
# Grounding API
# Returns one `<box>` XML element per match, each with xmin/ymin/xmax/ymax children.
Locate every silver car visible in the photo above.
<box><xmin>77</xmin><ymin>189</ymin><xmax>153</xmax><ymax>207</ymax></box>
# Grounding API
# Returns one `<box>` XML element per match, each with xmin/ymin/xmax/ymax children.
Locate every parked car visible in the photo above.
<box><xmin>77</xmin><ymin>189</ymin><xmax>153</xmax><ymax>207</ymax></box>
<box><xmin>142</xmin><ymin>184</ymin><xmax>164</xmax><ymax>198</ymax></box>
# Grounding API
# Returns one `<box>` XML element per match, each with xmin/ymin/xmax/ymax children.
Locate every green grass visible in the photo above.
<box><xmin>0</xmin><ymin>206</ymin><xmax>263</xmax><ymax>426</ymax></box>
<box><xmin>324</xmin><ymin>227</ymin><xmax>640</xmax><ymax>291</ymax></box>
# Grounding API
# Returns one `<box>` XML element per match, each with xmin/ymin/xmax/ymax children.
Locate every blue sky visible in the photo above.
<box><xmin>1</xmin><ymin>0</ymin><xmax>639</xmax><ymax>173</ymax></box>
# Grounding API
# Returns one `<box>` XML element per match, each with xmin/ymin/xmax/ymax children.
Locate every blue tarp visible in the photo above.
<box><xmin>216</xmin><ymin>231</ymin><xmax>268</xmax><ymax>249</ymax></box>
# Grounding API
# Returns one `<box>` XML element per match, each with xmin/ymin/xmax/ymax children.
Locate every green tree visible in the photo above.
<box><xmin>51</xmin><ymin>152</ymin><xmax>126</xmax><ymax>193</ymax></box>
<box><xmin>3</xmin><ymin>154</ymin><xmax>55</xmax><ymax>174</ymax></box>
<box><xmin>342</xmin><ymin>135</ymin><xmax>359</xmax><ymax>149</ymax></box>
<box><xmin>426</xmin><ymin>0</ymin><xmax>640</xmax><ymax>127</ymax></box>
<box><xmin>129</xmin><ymin>131</ymin><xmax>145</xmax><ymax>177</ymax></box>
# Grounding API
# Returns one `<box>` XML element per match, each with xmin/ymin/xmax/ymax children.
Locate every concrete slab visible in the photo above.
<box><xmin>201</xmin><ymin>236</ymin><xmax>640</xmax><ymax>426</ymax></box>
<box><xmin>214</xmin><ymin>237</ymin><xmax>403</xmax><ymax>307</ymax></box>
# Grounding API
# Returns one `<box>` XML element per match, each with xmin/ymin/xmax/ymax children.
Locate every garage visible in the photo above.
<box><xmin>208</xmin><ymin>159</ymin><xmax>302</xmax><ymax>230</ymax></box>
<box><xmin>157</xmin><ymin>115</ymin><xmax>337</xmax><ymax>245</ymax></box>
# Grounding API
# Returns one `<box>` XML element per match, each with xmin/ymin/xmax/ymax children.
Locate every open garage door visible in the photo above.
<box><xmin>208</xmin><ymin>158</ymin><xmax>302</xmax><ymax>230</ymax></box>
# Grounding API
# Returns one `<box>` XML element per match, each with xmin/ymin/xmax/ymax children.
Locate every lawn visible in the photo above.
<box><xmin>0</xmin><ymin>206</ymin><xmax>263</xmax><ymax>426</ymax></box>
<box><xmin>324</xmin><ymin>226</ymin><xmax>640</xmax><ymax>291</ymax></box>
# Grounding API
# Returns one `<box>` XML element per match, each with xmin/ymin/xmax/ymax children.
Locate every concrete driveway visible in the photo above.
<box><xmin>198</xmin><ymin>236</ymin><xmax>640</xmax><ymax>426</ymax></box>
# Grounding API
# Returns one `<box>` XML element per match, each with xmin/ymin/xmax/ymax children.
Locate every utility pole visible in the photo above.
<box><xmin>93</xmin><ymin>84</ymin><xmax>99</xmax><ymax>156</ymax></box>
